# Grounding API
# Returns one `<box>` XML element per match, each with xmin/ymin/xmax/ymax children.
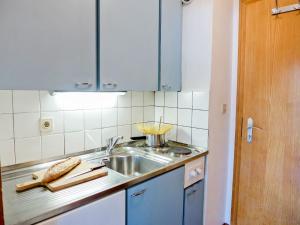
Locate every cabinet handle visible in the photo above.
<box><xmin>131</xmin><ymin>189</ymin><xmax>146</xmax><ymax>197</ymax></box>
<box><xmin>103</xmin><ymin>83</ymin><xmax>117</xmax><ymax>89</ymax></box>
<box><xmin>75</xmin><ymin>82</ymin><xmax>93</xmax><ymax>89</ymax></box>
<box><xmin>187</xmin><ymin>189</ymin><xmax>198</xmax><ymax>197</ymax></box>
<box><xmin>162</xmin><ymin>84</ymin><xmax>171</xmax><ymax>91</ymax></box>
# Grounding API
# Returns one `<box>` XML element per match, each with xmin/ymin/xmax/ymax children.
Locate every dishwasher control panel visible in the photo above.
<box><xmin>184</xmin><ymin>157</ymin><xmax>205</xmax><ymax>188</ymax></box>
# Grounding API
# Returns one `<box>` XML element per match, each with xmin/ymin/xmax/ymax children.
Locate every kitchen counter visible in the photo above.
<box><xmin>2</xmin><ymin>141</ymin><xmax>208</xmax><ymax>225</ymax></box>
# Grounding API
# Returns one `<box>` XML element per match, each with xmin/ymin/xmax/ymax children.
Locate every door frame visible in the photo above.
<box><xmin>230</xmin><ymin>0</ymin><xmax>250</xmax><ymax>224</ymax></box>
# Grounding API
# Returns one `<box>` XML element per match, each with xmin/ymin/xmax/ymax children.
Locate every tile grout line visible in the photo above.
<box><xmin>191</xmin><ymin>91</ymin><xmax>194</xmax><ymax>145</ymax></box>
<box><xmin>11</xmin><ymin>90</ymin><xmax>17</xmax><ymax>164</ymax></box>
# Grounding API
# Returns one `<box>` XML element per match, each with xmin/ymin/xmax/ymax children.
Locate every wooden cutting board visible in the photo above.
<box><xmin>16</xmin><ymin>161</ymin><xmax>108</xmax><ymax>192</ymax></box>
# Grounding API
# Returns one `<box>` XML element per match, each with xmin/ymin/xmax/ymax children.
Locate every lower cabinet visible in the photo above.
<box><xmin>127</xmin><ymin>167</ymin><xmax>184</xmax><ymax>225</ymax></box>
<box><xmin>183</xmin><ymin>180</ymin><xmax>205</xmax><ymax>225</ymax></box>
<box><xmin>37</xmin><ymin>191</ymin><xmax>125</xmax><ymax>225</ymax></box>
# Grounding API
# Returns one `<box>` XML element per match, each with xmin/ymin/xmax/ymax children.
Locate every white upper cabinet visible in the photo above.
<box><xmin>0</xmin><ymin>0</ymin><xmax>96</xmax><ymax>91</ymax></box>
<box><xmin>99</xmin><ymin>0</ymin><xmax>159</xmax><ymax>91</ymax></box>
<box><xmin>160</xmin><ymin>0</ymin><xmax>183</xmax><ymax>91</ymax></box>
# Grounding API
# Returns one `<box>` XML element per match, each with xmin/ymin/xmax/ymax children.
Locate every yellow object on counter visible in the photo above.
<box><xmin>136</xmin><ymin>123</ymin><xmax>173</xmax><ymax>135</ymax></box>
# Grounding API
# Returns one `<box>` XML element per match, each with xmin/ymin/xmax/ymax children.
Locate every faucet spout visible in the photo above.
<box><xmin>106</xmin><ymin>136</ymin><xmax>123</xmax><ymax>155</ymax></box>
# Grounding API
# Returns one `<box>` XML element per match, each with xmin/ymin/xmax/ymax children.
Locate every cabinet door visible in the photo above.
<box><xmin>0</xmin><ymin>0</ymin><xmax>96</xmax><ymax>91</ymax></box>
<box><xmin>38</xmin><ymin>191</ymin><xmax>125</xmax><ymax>225</ymax></box>
<box><xmin>184</xmin><ymin>180</ymin><xmax>205</xmax><ymax>225</ymax></box>
<box><xmin>127</xmin><ymin>167</ymin><xmax>184</xmax><ymax>225</ymax></box>
<box><xmin>99</xmin><ymin>0</ymin><xmax>159</xmax><ymax>91</ymax></box>
<box><xmin>160</xmin><ymin>0</ymin><xmax>182</xmax><ymax>91</ymax></box>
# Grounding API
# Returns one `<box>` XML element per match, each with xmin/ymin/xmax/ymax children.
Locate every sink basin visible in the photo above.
<box><xmin>104</xmin><ymin>155</ymin><xmax>164</xmax><ymax>177</ymax></box>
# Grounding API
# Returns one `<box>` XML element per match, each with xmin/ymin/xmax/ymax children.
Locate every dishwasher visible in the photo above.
<box><xmin>184</xmin><ymin>157</ymin><xmax>205</xmax><ymax>225</ymax></box>
<box><xmin>184</xmin><ymin>180</ymin><xmax>205</xmax><ymax>225</ymax></box>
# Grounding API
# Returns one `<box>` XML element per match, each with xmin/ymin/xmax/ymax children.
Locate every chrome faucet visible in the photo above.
<box><xmin>106</xmin><ymin>136</ymin><xmax>123</xmax><ymax>155</ymax></box>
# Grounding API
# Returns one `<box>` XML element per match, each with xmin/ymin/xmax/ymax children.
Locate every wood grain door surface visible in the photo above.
<box><xmin>233</xmin><ymin>0</ymin><xmax>300</xmax><ymax>225</ymax></box>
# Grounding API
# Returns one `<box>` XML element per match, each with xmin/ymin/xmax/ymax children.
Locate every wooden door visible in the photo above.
<box><xmin>99</xmin><ymin>0</ymin><xmax>159</xmax><ymax>91</ymax></box>
<box><xmin>232</xmin><ymin>0</ymin><xmax>300</xmax><ymax>225</ymax></box>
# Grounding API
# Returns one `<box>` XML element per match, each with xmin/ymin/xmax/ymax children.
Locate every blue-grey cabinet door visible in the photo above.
<box><xmin>127</xmin><ymin>167</ymin><xmax>184</xmax><ymax>225</ymax></box>
<box><xmin>99</xmin><ymin>0</ymin><xmax>159</xmax><ymax>91</ymax></box>
<box><xmin>160</xmin><ymin>0</ymin><xmax>182</xmax><ymax>91</ymax></box>
<box><xmin>0</xmin><ymin>0</ymin><xmax>96</xmax><ymax>91</ymax></box>
<box><xmin>184</xmin><ymin>180</ymin><xmax>205</xmax><ymax>225</ymax></box>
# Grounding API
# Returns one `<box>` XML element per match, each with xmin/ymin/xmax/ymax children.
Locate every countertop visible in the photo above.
<box><xmin>2</xmin><ymin>141</ymin><xmax>208</xmax><ymax>225</ymax></box>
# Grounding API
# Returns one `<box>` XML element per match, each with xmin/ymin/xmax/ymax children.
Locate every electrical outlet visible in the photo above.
<box><xmin>40</xmin><ymin>118</ymin><xmax>53</xmax><ymax>132</ymax></box>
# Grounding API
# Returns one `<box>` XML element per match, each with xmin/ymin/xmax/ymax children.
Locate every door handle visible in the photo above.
<box><xmin>187</xmin><ymin>189</ymin><xmax>198</xmax><ymax>197</ymax></box>
<box><xmin>247</xmin><ymin>117</ymin><xmax>263</xmax><ymax>144</ymax></box>
<box><xmin>247</xmin><ymin>117</ymin><xmax>254</xmax><ymax>144</ymax></box>
<box><xmin>103</xmin><ymin>83</ymin><xmax>117</xmax><ymax>89</ymax></box>
<box><xmin>131</xmin><ymin>189</ymin><xmax>146</xmax><ymax>197</ymax></box>
<box><xmin>161</xmin><ymin>84</ymin><xmax>171</xmax><ymax>90</ymax></box>
<box><xmin>75</xmin><ymin>82</ymin><xmax>93</xmax><ymax>89</ymax></box>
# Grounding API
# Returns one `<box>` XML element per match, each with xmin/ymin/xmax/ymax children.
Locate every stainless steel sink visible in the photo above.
<box><xmin>104</xmin><ymin>155</ymin><xmax>164</xmax><ymax>177</ymax></box>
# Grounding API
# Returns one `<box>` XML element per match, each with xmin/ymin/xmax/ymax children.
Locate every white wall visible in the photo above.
<box><xmin>182</xmin><ymin>0</ymin><xmax>213</xmax><ymax>91</ymax></box>
<box><xmin>204</xmin><ymin>0</ymin><xmax>234</xmax><ymax>223</ymax></box>
<box><xmin>224</xmin><ymin>0</ymin><xmax>240</xmax><ymax>223</ymax></box>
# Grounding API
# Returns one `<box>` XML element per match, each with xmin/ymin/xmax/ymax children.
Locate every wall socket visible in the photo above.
<box><xmin>40</xmin><ymin>118</ymin><xmax>53</xmax><ymax>132</ymax></box>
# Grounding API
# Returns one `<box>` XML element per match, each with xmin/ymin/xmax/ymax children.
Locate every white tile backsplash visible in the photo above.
<box><xmin>118</xmin><ymin>125</ymin><xmax>131</xmax><ymax>142</ymax></box>
<box><xmin>193</xmin><ymin>91</ymin><xmax>209</xmax><ymax>110</ymax></box>
<box><xmin>64</xmin><ymin>111</ymin><xmax>84</xmax><ymax>132</ymax></box>
<box><xmin>102</xmin><ymin>108</ymin><xmax>117</xmax><ymax>128</ymax></box>
<box><xmin>60</xmin><ymin>93</ymin><xmax>86</xmax><ymax>111</ymax></box>
<box><xmin>132</xmin><ymin>125</ymin><xmax>143</xmax><ymax>137</ymax></box>
<box><xmin>0</xmin><ymin>90</ymin><xmax>13</xmax><ymax>114</ymax></box>
<box><xmin>143</xmin><ymin>92</ymin><xmax>155</xmax><ymax>106</ymax></box>
<box><xmin>192</xmin><ymin>128</ymin><xmax>208</xmax><ymax>148</ymax></box>
<box><xmin>14</xmin><ymin>113</ymin><xmax>40</xmax><ymax>138</ymax></box>
<box><xmin>177</xmin><ymin>126</ymin><xmax>192</xmax><ymax>144</ymax></box>
<box><xmin>65</xmin><ymin>131</ymin><xmax>84</xmax><ymax>154</ymax></box>
<box><xmin>13</xmin><ymin>90</ymin><xmax>40</xmax><ymax>113</ymax></box>
<box><xmin>164</xmin><ymin>107</ymin><xmax>177</xmax><ymax>124</ymax></box>
<box><xmin>0</xmin><ymin>90</ymin><xmax>209</xmax><ymax>165</ymax></box>
<box><xmin>192</xmin><ymin>110</ymin><xmax>209</xmax><ymax>129</ymax></box>
<box><xmin>40</xmin><ymin>91</ymin><xmax>62</xmax><ymax>112</ymax></box>
<box><xmin>42</xmin><ymin>134</ymin><xmax>64</xmax><ymax>158</ymax></box>
<box><xmin>178</xmin><ymin>109</ymin><xmax>192</xmax><ymax>127</ymax></box>
<box><xmin>155</xmin><ymin>107</ymin><xmax>164</xmax><ymax>122</ymax></box>
<box><xmin>165</xmin><ymin>92</ymin><xmax>177</xmax><ymax>107</ymax></box>
<box><xmin>0</xmin><ymin>114</ymin><xmax>14</xmax><ymax>140</ymax></box>
<box><xmin>144</xmin><ymin>106</ymin><xmax>155</xmax><ymax>122</ymax></box>
<box><xmin>15</xmin><ymin>137</ymin><xmax>42</xmax><ymax>163</ymax></box>
<box><xmin>102</xmin><ymin>127</ymin><xmax>117</xmax><ymax>145</ymax></box>
<box><xmin>0</xmin><ymin>139</ymin><xmax>15</xmax><ymax>166</ymax></box>
<box><xmin>84</xmin><ymin>110</ymin><xmax>101</xmax><ymax>130</ymax></box>
<box><xmin>178</xmin><ymin>92</ymin><xmax>193</xmax><ymax>109</ymax></box>
<box><xmin>118</xmin><ymin>92</ymin><xmax>132</xmax><ymax>107</ymax></box>
<box><xmin>132</xmin><ymin>92</ymin><xmax>143</xmax><ymax>106</ymax></box>
<box><xmin>165</xmin><ymin>125</ymin><xmax>177</xmax><ymax>141</ymax></box>
<box><xmin>132</xmin><ymin>107</ymin><xmax>143</xmax><ymax>124</ymax></box>
<box><xmin>155</xmin><ymin>92</ymin><xmax>165</xmax><ymax>106</ymax></box>
<box><xmin>118</xmin><ymin>108</ymin><xmax>132</xmax><ymax>125</ymax></box>
<box><xmin>154</xmin><ymin>91</ymin><xmax>209</xmax><ymax>147</ymax></box>
<box><xmin>41</xmin><ymin>111</ymin><xmax>64</xmax><ymax>134</ymax></box>
<box><xmin>85</xmin><ymin>129</ymin><xmax>102</xmax><ymax>150</ymax></box>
